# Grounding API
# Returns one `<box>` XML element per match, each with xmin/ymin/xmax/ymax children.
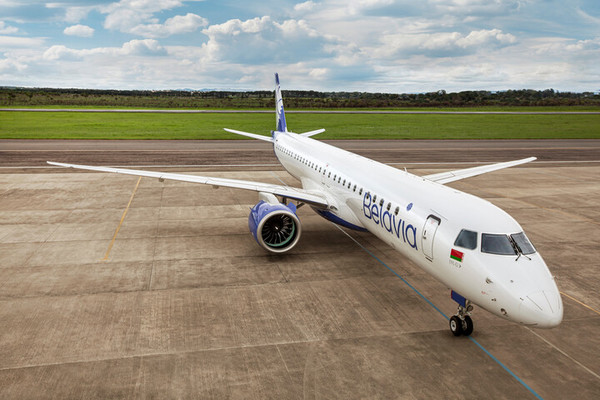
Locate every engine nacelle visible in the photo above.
<box><xmin>248</xmin><ymin>200</ymin><xmax>301</xmax><ymax>253</ymax></box>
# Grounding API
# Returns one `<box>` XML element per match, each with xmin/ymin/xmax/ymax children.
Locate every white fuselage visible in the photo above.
<box><xmin>273</xmin><ymin>131</ymin><xmax>563</xmax><ymax>328</ymax></box>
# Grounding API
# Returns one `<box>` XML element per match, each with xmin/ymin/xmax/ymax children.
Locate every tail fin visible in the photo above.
<box><xmin>275</xmin><ymin>73</ymin><xmax>287</xmax><ymax>132</ymax></box>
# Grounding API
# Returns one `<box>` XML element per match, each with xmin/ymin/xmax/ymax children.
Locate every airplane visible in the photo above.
<box><xmin>48</xmin><ymin>73</ymin><xmax>563</xmax><ymax>336</ymax></box>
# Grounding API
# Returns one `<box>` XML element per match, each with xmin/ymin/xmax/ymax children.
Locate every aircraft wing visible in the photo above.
<box><xmin>47</xmin><ymin>161</ymin><xmax>330</xmax><ymax>208</ymax></box>
<box><xmin>423</xmin><ymin>157</ymin><xmax>536</xmax><ymax>184</ymax></box>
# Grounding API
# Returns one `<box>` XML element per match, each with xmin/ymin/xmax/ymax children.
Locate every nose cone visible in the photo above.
<box><xmin>518</xmin><ymin>288</ymin><xmax>563</xmax><ymax>328</ymax></box>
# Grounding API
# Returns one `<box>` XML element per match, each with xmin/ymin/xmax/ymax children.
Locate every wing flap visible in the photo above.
<box><xmin>47</xmin><ymin>162</ymin><xmax>329</xmax><ymax>208</ymax></box>
<box><xmin>424</xmin><ymin>157</ymin><xmax>537</xmax><ymax>184</ymax></box>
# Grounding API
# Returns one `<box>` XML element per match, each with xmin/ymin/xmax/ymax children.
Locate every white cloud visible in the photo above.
<box><xmin>98</xmin><ymin>0</ymin><xmax>208</xmax><ymax>38</ymax></box>
<box><xmin>346</xmin><ymin>0</ymin><xmax>394</xmax><ymax>15</ymax></box>
<box><xmin>457</xmin><ymin>29</ymin><xmax>516</xmax><ymax>47</ymax></box>
<box><xmin>577</xmin><ymin>7</ymin><xmax>600</xmax><ymax>25</ymax></box>
<box><xmin>0</xmin><ymin>35</ymin><xmax>45</xmax><ymax>48</ymax></box>
<box><xmin>428</xmin><ymin>0</ymin><xmax>524</xmax><ymax>16</ymax></box>
<box><xmin>64</xmin><ymin>6</ymin><xmax>94</xmax><ymax>24</ymax></box>
<box><xmin>121</xmin><ymin>38</ymin><xmax>167</xmax><ymax>56</ymax></box>
<box><xmin>0</xmin><ymin>21</ymin><xmax>18</xmax><ymax>34</ymax></box>
<box><xmin>1</xmin><ymin>1</ymin><xmax>598</xmax><ymax>91</ymax></box>
<box><xmin>202</xmin><ymin>16</ymin><xmax>344</xmax><ymax>64</ymax></box>
<box><xmin>101</xmin><ymin>0</ymin><xmax>185</xmax><ymax>32</ymax></box>
<box><xmin>374</xmin><ymin>28</ymin><xmax>517</xmax><ymax>58</ymax></box>
<box><xmin>43</xmin><ymin>44</ymin><xmax>78</xmax><ymax>61</ymax></box>
<box><xmin>0</xmin><ymin>56</ymin><xmax>27</xmax><ymax>73</ymax></box>
<box><xmin>43</xmin><ymin>39</ymin><xmax>167</xmax><ymax>61</ymax></box>
<box><xmin>63</xmin><ymin>24</ymin><xmax>94</xmax><ymax>37</ymax></box>
<box><xmin>294</xmin><ymin>1</ymin><xmax>317</xmax><ymax>12</ymax></box>
<box><xmin>130</xmin><ymin>13</ymin><xmax>207</xmax><ymax>38</ymax></box>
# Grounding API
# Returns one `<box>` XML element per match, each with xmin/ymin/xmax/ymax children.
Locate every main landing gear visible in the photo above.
<box><xmin>449</xmin><ymin>290</ymin><xmax>474</xmax><ymax>336</ymax></box>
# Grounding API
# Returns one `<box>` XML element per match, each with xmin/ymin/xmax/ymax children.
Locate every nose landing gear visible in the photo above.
<box><xmin>450</xmin><ymin>290</ymin><xmax>474</xmax><ymax>336</ymax></box>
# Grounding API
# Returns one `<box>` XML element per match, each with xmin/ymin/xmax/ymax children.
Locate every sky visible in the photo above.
<box><xmin>0</xmin><ymin>0</ymin><xmax>599</xmax><ymax>92</ymax></box>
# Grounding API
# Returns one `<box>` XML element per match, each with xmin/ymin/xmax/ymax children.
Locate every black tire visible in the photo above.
<box><xmin>462</xmin><ymin>315</ymin><xmax>474</xmax><ymax>336</ymax></box>
<box><xmin>449</xmin><ymin>316</ymin><xmax>463</xmax><ymax>336</ymax></box>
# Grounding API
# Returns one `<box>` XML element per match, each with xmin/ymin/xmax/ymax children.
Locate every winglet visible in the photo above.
<box><xmin>275</xmin><ymin>73</ymin><xmax>287</xmax><ymax>133</ymax></box>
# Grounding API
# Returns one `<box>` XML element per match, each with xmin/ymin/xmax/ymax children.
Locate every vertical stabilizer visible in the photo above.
<box><xmin>275</xmin><ymin>73</ymin><xmax>288</xmax><ymax>132</ymax></box>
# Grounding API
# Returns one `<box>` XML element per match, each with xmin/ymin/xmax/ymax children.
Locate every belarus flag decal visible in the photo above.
<box><xmin>450</xmin><ymin>249</ymin><xmax>464</xmax><ymax>262</ymax></box>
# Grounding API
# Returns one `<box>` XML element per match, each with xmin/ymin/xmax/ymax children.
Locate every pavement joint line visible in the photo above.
<box><xmin>560</xmin><ymin>291</ymin><xmax>600</xmax><ymax>316</ymax></box>
<box><xmin>148</xmin><ymin>183</ymin><xmax>165</xmax><ymax>290</ymax></box>
<box><xmin>101</xmin><ymin>177</ymin><xmax>142</xmax><ymax>261</ymax></box>
<box><xmin>462</xmin><ymin>174</ymin><xmax>600</xmax><ymax>227</ymax></box>
<box><xmin>333</xmin><ymin>224</ymin><xmax>545</xmax><ymax>400</ymax></box>
<box><xmin>269</xmin><ymin>170</ymin><xmax>289</xmax><ymax>187</ymax></box>
<box><xmin>0</xmin><ymin>327</ymin><xmax>529</xmax><ymax>373</ymax></box>
<box><xmin>510</xmin><ymin>197</ymin><xmax>600</xmax><ymax>227</ymax></box>
<box><xmin>525</xmin><ymin>327</ymin><xmax>600</xmax><ymax>381</ymax></box>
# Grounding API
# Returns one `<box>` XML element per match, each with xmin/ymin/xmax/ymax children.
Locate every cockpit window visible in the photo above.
<box><xmin>454</xmin><ymin>229</ymin><xmax>477</xmax><ymax>250</ymax></box>
<box><xmin>481</xmin><ymin>232</ymin><xmax>537</xmax><ymax>256</ymax></box>
<box><xmin>481</xmin><ymin>234</ymin><xmax>515</xmax><ymax>255</ymax></box>
<box><xmin>511</xmin><ymin>232</ymin><xmax>536</xmax><ymax>255</ymax></box>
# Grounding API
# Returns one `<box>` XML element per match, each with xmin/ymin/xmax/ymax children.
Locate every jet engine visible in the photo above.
<box><xmin>248</xmin><ymin>195</ymin><xmax>301</xmax><ymax>253</ymax></box>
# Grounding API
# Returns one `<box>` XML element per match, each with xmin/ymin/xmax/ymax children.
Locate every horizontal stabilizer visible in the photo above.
<box><xmin>424</xmin><ymin>157</ymin><xmax>537</xmax><ymax>184</ymax></box>
<box><xmin>224</xmin><ymin>128</ymin><xmax>274</xmax><ymax>142</ymax></box>
<box><xmin>299</xmin><ymin>128</ymin><xmax>325</xmax><ymax>137</ymax></box>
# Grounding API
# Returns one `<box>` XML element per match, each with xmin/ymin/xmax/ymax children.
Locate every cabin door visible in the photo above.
<box><xmin>422</xmin><ymin>215</ymin><xmax>441</xmax><ymax>260</ymax></box>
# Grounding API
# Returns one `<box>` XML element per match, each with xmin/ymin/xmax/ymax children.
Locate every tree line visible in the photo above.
<box><xmin>1</xmin><ymin>87</ymin><xmax>598</xmax><ymax>108</ymax></box>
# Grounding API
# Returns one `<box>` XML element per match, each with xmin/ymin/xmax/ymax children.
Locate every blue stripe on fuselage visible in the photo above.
<box><xmin>314</xmin><ymin>208</ymin><xmax>368</xmax><ymax>232</ymax></box>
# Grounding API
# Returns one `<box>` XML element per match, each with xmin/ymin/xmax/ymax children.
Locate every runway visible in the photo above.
<box><xmin>2</xmin><ymin>139</ymin><xmax>600</xmax><ymax>168</ymax></box>
<box><xmin>0</xmin><ymin>139</ymin><xmax>599</xmax><ymax>399</ymax></box>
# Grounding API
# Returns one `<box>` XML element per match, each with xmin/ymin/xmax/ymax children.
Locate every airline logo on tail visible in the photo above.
<box><xmin>275</xmin><ymin>73</ymin><xmax>287</xmax><ymax>132</ymax></box>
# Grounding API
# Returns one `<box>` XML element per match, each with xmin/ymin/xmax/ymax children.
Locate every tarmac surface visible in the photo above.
<box><xmin>1</xmin><ymin>139</ymin><xmax>599</xmax><ymax>399</ymax></box>
<box><xmin>2</xmin><ymin>139</ymin><xmax>600</xmax><ymax>168</ymax></box>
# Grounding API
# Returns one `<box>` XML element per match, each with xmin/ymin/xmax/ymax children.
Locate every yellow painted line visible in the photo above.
<box><xmin>561</xmin><ymin>291</ymin><xmax>600</xmax><ymax>316</ymax></box>
<box><xmin>102</xmin><ymin>177</ymin><xmax>142</xmax><ymax>261</ymax></box>
<box><xmin>526</xmin><ymin>327</ymin><xmax>600</xmax><ymax>381</ymax></box>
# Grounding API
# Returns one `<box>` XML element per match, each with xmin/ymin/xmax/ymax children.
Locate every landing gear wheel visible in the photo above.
<box><xmin>449</xmin><ymin>316</ymin><xmax>463</xmax><ymax>336</ymax></box>
<box><xmin>462</xmin><ymin>315</ymin><xmax>474</xmax><ymax>336</ymax></box>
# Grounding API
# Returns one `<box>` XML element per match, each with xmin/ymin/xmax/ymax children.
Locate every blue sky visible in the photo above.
<box><xmin>1</xmin><ymin>0</ymin><xmax>599</xmax><ymax>92</ymax></box>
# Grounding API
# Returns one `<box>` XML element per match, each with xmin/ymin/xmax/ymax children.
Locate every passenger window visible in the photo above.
<box><xmin>387</xmin><ymin>203</ymin><xmax>391</xmax><ymax>211</ymax></box>
<box><xmin>454</xmin><ymin>229</ymin><xmax>478</xmax><ymax>250</ymax></box>
<box><xmin>373</xmin><ymin>195</ymin><xmax>377</xmax><ymax>202</ymax></box>
<box><xmin>394</xmin><ymin>206</ymin><xmax>399</xmax><ymax>215</ymax></box>
<box><xmin>379</xmin><ymin>199</ymin><xmax>384</xmax><ymax>207</ymax></box>
<box><xmin>359</xmin><ymin>188</ymin><xmax>363</xmax><ymax>195</ymax></box>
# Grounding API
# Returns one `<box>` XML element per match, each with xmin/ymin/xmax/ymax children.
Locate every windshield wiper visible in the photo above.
<box><xmin>509</xmin><ymin>235</ymin><xmax>531</xmax><ymax>261</ymax></box>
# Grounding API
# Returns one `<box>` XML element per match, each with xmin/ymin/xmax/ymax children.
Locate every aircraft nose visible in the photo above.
<box><xmin>518</xmin><ymin>288</ymin><xmax>563</xmax><ymax>328</ymax></box>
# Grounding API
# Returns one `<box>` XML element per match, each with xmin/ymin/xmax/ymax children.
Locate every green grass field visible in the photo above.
<box><xmin>1</xmin><ymin>110</ymin><xmax>598</xmax><ymax>140</ymax></box>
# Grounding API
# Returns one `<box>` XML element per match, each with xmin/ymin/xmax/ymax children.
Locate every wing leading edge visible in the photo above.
<box><xmin>47</xmin><ymin>161</ymin><xmax>330</xmax><ymax>209</ymax></box>
<box><xmin>424</xmin><ymin>157</ymin><xmax>536</xmax><ymax>184</ymax></box>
